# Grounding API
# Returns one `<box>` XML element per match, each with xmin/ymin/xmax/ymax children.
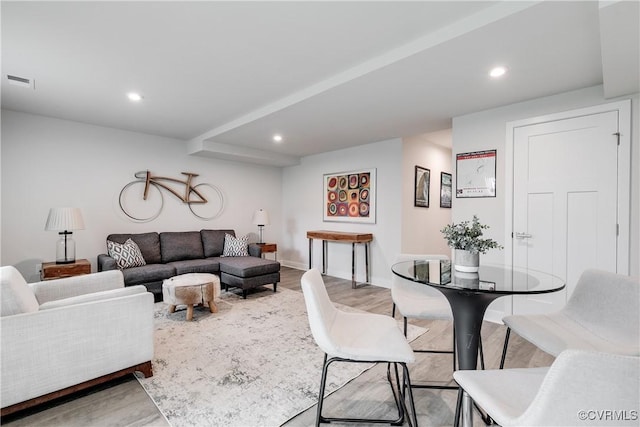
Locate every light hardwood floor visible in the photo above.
<box><xmin>1</xmin><ymin>267</ymin><xmax>554</xmax><ymax>426</ymax></box>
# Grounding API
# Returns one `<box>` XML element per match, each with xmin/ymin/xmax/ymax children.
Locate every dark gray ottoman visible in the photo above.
<box><xmin>218</xmin><ymin>256</ymin><xmax>280</xmax><ymax>298</ymax></box>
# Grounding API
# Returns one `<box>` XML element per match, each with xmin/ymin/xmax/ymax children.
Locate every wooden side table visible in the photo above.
<box><xmin>306</xmin><ymin>230</ymin><xmax>373</xmax><ymax>288</ymax></box>
<box><xmin>258</xmin><ymin>243</ymin><xmax>277</xmax><ymax>261</ymax></box>
<box><xmin>41</xmin><ymin>259</ymin><xmax>91</xmax><ymax>280</ymax></box>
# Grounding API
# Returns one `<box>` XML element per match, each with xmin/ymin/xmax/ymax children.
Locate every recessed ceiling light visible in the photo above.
<box><xmin>127</xmin><ymin>92</ymin><xmax>143</xmax><ymax>102</ymax></box>
<box><xmin>489</xmin><ymin>66</ymin><xmax>508</xmax><ymax>78</ymax></box>
<box><xmin>272</xmin><ymin>134</ymin><xmax>283</xmax><ymax>143</ymax></box>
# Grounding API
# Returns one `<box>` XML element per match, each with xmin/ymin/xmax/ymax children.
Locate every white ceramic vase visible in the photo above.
<box><xmin>454</xmin><ymin>249</ymin><xmax>479</xmax><ymax>272</ymax></box>
<box><xmin>454</xmin><ymin>270</ymin><xmax>480</xmax><ymax>288</ymax></box>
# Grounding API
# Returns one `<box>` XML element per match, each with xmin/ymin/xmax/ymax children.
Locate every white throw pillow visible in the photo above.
<box><xmin>107</xmin><ymin>238</ymin><xmax>146</xmax><ymax>269</ymax></box>
<box><xmin>0</xmin><ymin>266</ymin><xmax>39</xmax><ymax>316</ymax></box>
<box><xmin>222</xmin><ymin>234</ymin><xmax>249</xmax><ymax>257</ymax></box>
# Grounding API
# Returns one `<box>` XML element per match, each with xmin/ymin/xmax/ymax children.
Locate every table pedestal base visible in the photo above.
<box><xmin>438</xmin><ymin>289</ymin><xmax>502</xmax><ymax>427</ymax></box>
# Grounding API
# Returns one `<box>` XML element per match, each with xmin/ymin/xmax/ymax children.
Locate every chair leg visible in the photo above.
<box><xmin>401</xmin><ymin>363</ymin><xmax>418</xmax><ymax>427</ymax></box>
<box><xmin>389</xmin><ymin>363</ymin><xmax>406</xmax><ymax>426</ymax></box>
<box><xmin>454</xmin><ymin>388</ymin><xmax>463</xmax><ymax>427</ymax></box>
<box><xmin>318</xmin><ymin>356</ymin><xmax>413</xmax><ymax>426</ymax></box>
<box><xmin>408</xmin><ymin>320</ymin><xmax>458</xmax><ymax>390</ymax></box>
<box><xmin>315</xmin><ymin>354</ymin><xmax>330</xmax><ymax>427</ymax></box>
<box><xmin>478</xmin><ymin>334</ymin><xmax>485</xmax><ymax>370</ymax></box>
<box><xmin>499</xmin><ymin>328</ymin><xmax>511</xmax><ymax>369</ymax></box>
<box><xmin>392</xmin><ymin>302</ymin><xmax>397</xmax><ymax>318</ymax></box>
<box><xmin>386</xmin><ymin>363</ymin><xmax>401</xmax><ymax>413</ymax></box>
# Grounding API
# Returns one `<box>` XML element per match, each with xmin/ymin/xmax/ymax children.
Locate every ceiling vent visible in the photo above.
<box><xmin>6</xmin><ymin>74</ymin><xmax>35</xmax><ymax>89</ymax></box>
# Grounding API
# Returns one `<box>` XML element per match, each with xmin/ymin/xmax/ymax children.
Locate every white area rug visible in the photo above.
<box><xmin>137</xmin><ymin>287</ymin><xmax>426</xmax><ymax>427</ymax></box>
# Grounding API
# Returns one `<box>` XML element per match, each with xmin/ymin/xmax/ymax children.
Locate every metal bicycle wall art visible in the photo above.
<box><xmin>119</xmin><ymin>170</ymin><xmax>225</xmax><ymax>222</ymax></box>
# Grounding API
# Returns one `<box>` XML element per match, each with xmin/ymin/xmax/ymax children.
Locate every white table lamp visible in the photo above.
<box><xmin>252</xmin><ymin>209</ymin><xmax>270</xmax><ymax>244</ymax></box>
<box><xmin>45</xmin><ymin>207</ymin><xmax>85</xmax><ymax>264</ymax></box>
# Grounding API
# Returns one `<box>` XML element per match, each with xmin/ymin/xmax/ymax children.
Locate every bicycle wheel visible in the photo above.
<box><xmin>119</xmin><ymin>180</ymin><xmax>164</xmax><ymax>222</ymax></box>
<box><xmin>188</xmin><ymin>183</ymin><xmax>225</xmax><ymax>220</ymax></box>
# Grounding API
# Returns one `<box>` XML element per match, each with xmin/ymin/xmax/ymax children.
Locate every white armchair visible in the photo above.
<box><xmin>1</xmin><ymin>265</ymin><xmax>154</xmax><ymax>416</ymax></box>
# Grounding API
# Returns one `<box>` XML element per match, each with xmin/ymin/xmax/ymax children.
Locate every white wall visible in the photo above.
<box><xmin>7</xmin><ymin>84</ymin><xmax>633</xmax><ymax>293</ymax></box>
<box><xmin>452</xmin><ymin>85</ymin><xmax>640</xmax><ymax>319</ymax></box>
<box><xmin>402</xmin><ymin>130</ymin><xmax>452</xmax><ymax>256</ymax></box>
<box><xmin>281</xmin><ymin>138</ymin><xmax>403</xmax><ymax>288</ymax></box>
<box><xmin>1</xmin><ymin>110</ymin><xmax>282</xmax><ymax>281</ymax></box>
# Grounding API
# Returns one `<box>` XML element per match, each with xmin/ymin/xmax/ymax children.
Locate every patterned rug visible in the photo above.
<box><xmin>137</xmin><ymin>287</ymin><xmax>426</xmax><ymax>427</ymax></box>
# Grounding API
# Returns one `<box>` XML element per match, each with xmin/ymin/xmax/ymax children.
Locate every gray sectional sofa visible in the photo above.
<box><xmin>97</xmin><ymin>229</ymin><xmax>280</xmax><ymax>300</ymax></box>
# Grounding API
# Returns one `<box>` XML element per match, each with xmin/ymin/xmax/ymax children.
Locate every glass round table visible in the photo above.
<box><xmin>391</xmin><ymin>259</ymin><xmax>565</xmax><ymax>426</ymax></box>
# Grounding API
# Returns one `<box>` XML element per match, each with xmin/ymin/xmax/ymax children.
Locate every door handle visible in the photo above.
<box><xmin>515</xmin><ymin>232</ymin><xmax>533</xmax><ymax>239</ymax></box>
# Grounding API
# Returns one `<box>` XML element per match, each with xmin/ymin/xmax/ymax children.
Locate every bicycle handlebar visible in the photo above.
<box><xmin>134</xmin><ymin>170</ymin><xmax>199</xmax><ymax>180</ymax></box>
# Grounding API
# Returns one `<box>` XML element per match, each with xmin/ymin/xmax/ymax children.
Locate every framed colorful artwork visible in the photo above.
<box><xmin>414</xmin><ymin>165</ymin><xmax>430</xmax><ymax>208</ymax></box>
<box><xmin>323</xmin><ymin>168</ymin><xmax>376</xmax><ymax>223</ymax></box>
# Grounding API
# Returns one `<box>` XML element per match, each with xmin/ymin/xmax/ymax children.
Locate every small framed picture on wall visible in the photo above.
<box><xmin>456</xmin><ymin>149</ymin><xmax>497</xmax><ymax>198</ymax></box>
<box><xmin>440</xmin><ymin>172</ymin><xmax>452</xmax><ymax>208</ymax></box>
<box><xmin>414</xmin><ymin>165</ymin><xmax>430</xmax><ymax>208</ymax></box>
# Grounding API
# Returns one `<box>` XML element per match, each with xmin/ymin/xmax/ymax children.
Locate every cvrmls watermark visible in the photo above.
<box><xmin>577</xmin><ymin>410</ymin><xmax>638</xmax><ymax>422</ymax></box>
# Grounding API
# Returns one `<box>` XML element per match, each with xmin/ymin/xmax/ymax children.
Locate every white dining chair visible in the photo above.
<box><xmin>391</xmin><ymin>254</ymin><xmax>485</xmax><ymax>390</ymax></box>
<box><xmin>301</xmin><ymin>268</ymin><xmax>418</xmax><ymax>426</ymax></box>
<box><xmin>500</xmin><ymin>269</ymin><xmax>640</xmax><ymax>368</ymax></box>
<box><xmin>454</xmin><ymin>349</ymin><xmax>640</xmax><ymax>426</ymax></box>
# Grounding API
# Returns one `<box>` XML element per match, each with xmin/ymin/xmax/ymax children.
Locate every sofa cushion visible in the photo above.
<box><xmin>219</xmin><ymin>257</ymin><xmax>280</xmax><ymax>278</ymax></box>
<box><xmin>121</xmin><ymin>264</ymin><xmax>176</xmax><ymax>286</ymax></box>
<box><xmin>160</xmin><ymin>232</ymin><xmax>204</xmax><ymax>263</ymax></box>
<box><xmin>167</xmin><ymin>259</ymin><xmax>220</xmax><ymax>275</ymax></box>
<box><xmin>107</xmin><ymin>233</ymin><xmax>162</xmax><ymax>264</ymax></box>
<box><xmin>222</xmin><ymin>233</ymin><xmax>249</xmax><ymax>257</ymax></box>
<box><xmin>201</xmin><ymin>229</ymin><xmax>236</xmax><ymax>257</ymax></box>
<box><xmin>221</xmin><ymin>271</ymin><xmax>280</xmax><ymax>290</ymax></box>
<box><xmin>107</xmin><ymin>238</ymin><xmax>146</xmax><ymax>269</ymax></box>
<box><xmin>1</xmin><ymin>266</ymin><xmax>39</xmax><ymax>316</ymax></box>
<box><xmin>247</xmin><ymin>243</ymin><xmax>262</xmax><ymax>258</ymax></box>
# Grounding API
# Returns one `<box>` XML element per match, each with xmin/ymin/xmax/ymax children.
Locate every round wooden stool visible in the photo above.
<box><xmin>162</xmin><ymin>273</ymin><xmax>220</xmax><ymax>321</ymax></box>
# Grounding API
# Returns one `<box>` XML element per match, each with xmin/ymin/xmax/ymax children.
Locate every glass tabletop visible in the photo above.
<box><xmin>391</xmin><ymin>259</ymin><xmax>565</xmax><ymax>295</ymax></box>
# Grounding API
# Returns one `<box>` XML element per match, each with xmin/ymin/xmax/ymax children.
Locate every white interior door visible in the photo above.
<box><xmin>512</xmin><ymin>110</ymin><xmax>620</xmax><ymax>315</ymax></box>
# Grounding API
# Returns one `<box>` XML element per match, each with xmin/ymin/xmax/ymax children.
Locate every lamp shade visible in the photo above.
<box><xmin>252</xmin><ymin>209</ymin><xmax>270</xmax><ymax>226</ymax></box>
<box><xmin>45</xmin><ymin>207</ymin><xmax>85</xmax><ymax>231</ymax></box>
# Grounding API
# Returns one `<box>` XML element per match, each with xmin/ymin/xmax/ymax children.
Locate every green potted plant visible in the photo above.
<box><xmin>440</xmin><ymin>215</ymin><xmax>502</xmax><ymax>272</ymax></box>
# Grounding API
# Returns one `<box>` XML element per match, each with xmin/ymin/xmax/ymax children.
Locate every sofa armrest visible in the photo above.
<box><xmin>29</xmin><ymin>270</ymin><xmax>125</xmax><ymax>305</ymax></box>
<box><xmin>1</xmin><ymin>290</ymin><xmax>154</xmax><ymax>409</ymax></box>
<box><xmin>97</xmin><ymin>253</ymin><xmax>118</xmax><ymax>272</ymax></box>
<box><xmin>248</xmin><ymin>243</ymin><xmax>262</xmax><ymax>258</ymax></box>
<box><xmin>39</xmin><ymin>285</ymin><xmax>147</xmax><ymax>310</ymax></box>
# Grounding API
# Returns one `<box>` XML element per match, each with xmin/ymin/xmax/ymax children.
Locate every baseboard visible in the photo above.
<box><xmin>280</xmin><ymin>260</ymin><xmax>307</xmax><ymax>271</ymax></box>
<box><xmin>280</xmin><ymin>260</ymin><xmax>391</xmax><ymax>288</ymax></box>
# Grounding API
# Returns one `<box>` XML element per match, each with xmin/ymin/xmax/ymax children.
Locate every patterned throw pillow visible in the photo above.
<box><xmin>222</xmin><ymin>233</ymin><xmax>249</xmax><ymax>257</ymax></box>
<box><xmin>107</xmin><ymin>238</ymin><xmax>146</xmax><ymax>269</ymax></box>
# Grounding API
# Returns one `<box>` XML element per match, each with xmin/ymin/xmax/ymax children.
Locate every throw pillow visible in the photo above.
<box><xmin>222</xmin><ymin>233</ymin><xmax>249</xmax><ymax>257</ymax></box>
<box><xmin>107</xmin><ymin>238</ymin><xmax>146</xmax><ymax>269</ymax></box>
